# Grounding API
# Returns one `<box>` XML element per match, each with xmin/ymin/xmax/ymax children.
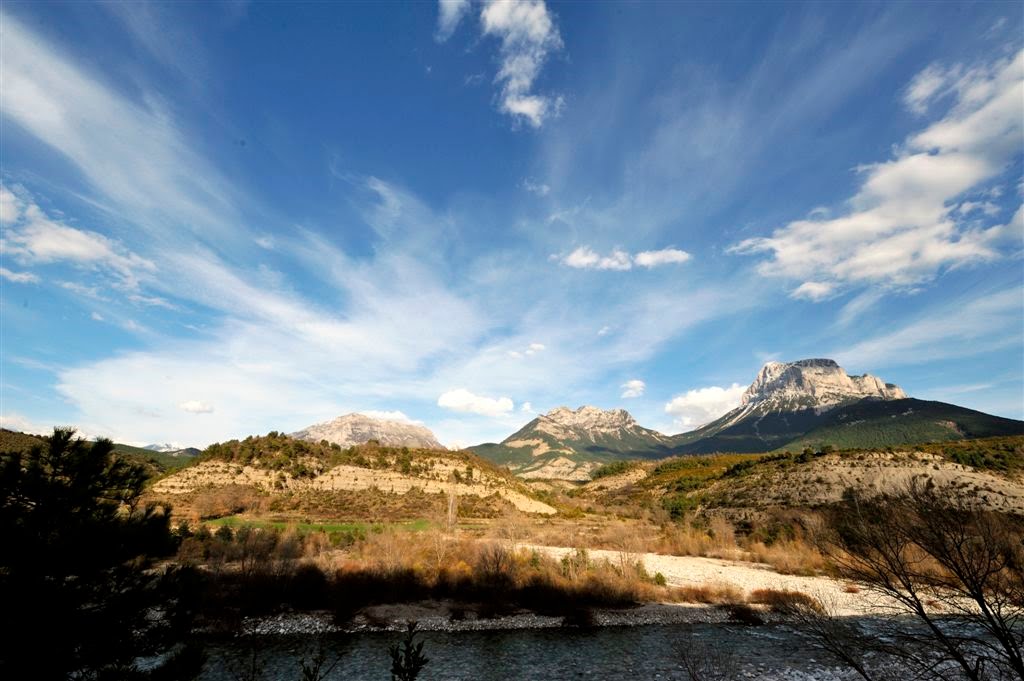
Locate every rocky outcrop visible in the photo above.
<box><xmin>292</xmin><ymin>413</ymin><xmax>444</xmax><ymax>449</ymax></box>
<box><xmin>741</xmin><ymin>359</ymin><xmax>906</xmax><ymax>413</ymax></box>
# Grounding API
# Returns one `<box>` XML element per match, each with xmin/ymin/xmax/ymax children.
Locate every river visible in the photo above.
<box><xmin>197</xmin><ymin>623</ymin><xmax>865</xmax><ymax>680</ymax></box>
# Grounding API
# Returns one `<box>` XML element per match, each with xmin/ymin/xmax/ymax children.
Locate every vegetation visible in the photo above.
<box><xmin>389</xmin><ymin>622</ymin><xmax>429</xmax><ymax>681</ymax></box>
<box><xmin>0</xmin><ymin>428</ymin><xmax>197</xmax><ymax>679</ymax></box>
<box><xmin>787</xmin><ymin>481</ymin><xmax>1024</xmax><ymax>680</ymax></box>
<box><xmin>590</xmin><ymin>460</ymin><xmax>640</xmax><ymax>480</ymax></box>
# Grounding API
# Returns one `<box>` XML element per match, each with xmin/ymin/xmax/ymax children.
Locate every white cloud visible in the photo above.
<box><xmin>435</xmin><ymin>0</ymin><xmax>471</xmax><ymax>42</ymax></box>
<box><xmin>178</xmin><ymin>400</ymin><xmax>215</xmax><ymax>414</ymax></box>
<box><xmin>437</xmin><ymin>388</ymin><xmax>514</xmax><ymax>417</ymax></box>
<box><xmin>0</xmin><ymin>14</ymin><xmax>238</xmax><ymax>242</ymax></box>
<box><xmin>560</xmin><ymin>246</ymin><xmax>692</xmax><ymax>271</ymax></box>
<box><xmin>791</xmin><ymin>281</ymin><xmax>836</xmax><ymax>301</ymax></box>
<box><xmin>634</xmin><ymin>248</ymin><xmax>691</xmax><ymax>268</ymax></box>
<box><xmin>479</xmin><ymin>0</ymin><xmax>563</xmax><ymax>127</ymax></box>
<box><xmin>904</xmin><ymin>63</ymin><xmax>959</xmax><ymax>115</ymax></box>
<box><xmin>1</xmin><ymin>188</ymin><xmax>154</xmax><ymax>289</ymax></box>
<box><xmin>91</xmin><ymin>312</ymin><xmax>104</xmax><ymax>321</ymax></box>
<box><xmin>620</xmin><ymin>379</ymin><xmax>645</xmax><ymax>398</ymax></box>
<box><xmin>522</xmin><ymin>178</ymin><xmax>551</xmax><ymax>196</ymax></box>
<box><xmin>0</xmin><ymin>185</ymin><xmax>21</xmax><ymax>223</ymax></box>
<box><xmin>0</xmin><ymin>267</ymin><xmax>39</xmax><ymax>284</ymax></box>
<box><xmin>526</xmin><ymin>342</ymin><xmax>545</xmax><ymax>354</ymax></box>
<box><xmin>359</xmin><ymin>410</ymin><xmax>422</xmax><ymax>425</ymax></box>
<box><xmin>562</xmin><ymin>246</ymin><xmax>632</xmax><ymax>271</ymax></box>
<box><xmin>665</xmin><ymin>383</ymin><xmax>745</xmax><ymax>431</ymax></box>
<box><xmin>520</xmin><ymin>401</ymin><xmax>534</xmax><ymax>413</ymax></box>
<box><xmin>731</xmin><ymin>50</ymin><xmax>1024</xmax><ymax>299</ymax></box>
<box><xmin>597</xmin><ymin>325</ymin><xmax>611</xmax><ymax>336</ymax></box>
<box><xmin>834</xmin><ymin>287</ymin><xmax>1023</xmax><ymax>368</ymax></box>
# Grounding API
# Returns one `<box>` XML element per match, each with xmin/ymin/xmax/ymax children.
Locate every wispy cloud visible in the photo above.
<box><xmin>834</xmin><ymin>287</ymin><xmax>1023</xmax><ymax>368</ymax></box>
<box><xmin>732</xmin><ymin>50</ymin><xmax>1023</xmax><ymax>299</ymax></box>
<box><xmin>435</xmin><ymin>0</ymin><xmax>471</xmax><ymax>42</ymax></box>
<box><xmin>1</xmin><ymin>187</ymin><xmax>155</xmax><ymax>289</ymax></box>
<box><xmin>0</xmin><ymin>267</ymin><xmax>39</xmax><ymax>284</ymax></box>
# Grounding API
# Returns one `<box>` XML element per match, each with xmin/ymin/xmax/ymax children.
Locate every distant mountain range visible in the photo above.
<box><xmin>469</xmin><ymin>358</ymin><xmax>1024</xmax><ymax>479</ymax></box>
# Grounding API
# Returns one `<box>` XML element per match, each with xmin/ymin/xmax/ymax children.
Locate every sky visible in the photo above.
<box><xmin>1</xmin><ymin>1</ymin><xmax>1022</xmax><ymax>449</ymax></box>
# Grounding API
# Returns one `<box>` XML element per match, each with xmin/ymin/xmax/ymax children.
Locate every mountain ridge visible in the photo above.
<box><xmin>469</xmin><ymin>358</ymin><xmax>1023</xmax><ymax>478</ymax></box>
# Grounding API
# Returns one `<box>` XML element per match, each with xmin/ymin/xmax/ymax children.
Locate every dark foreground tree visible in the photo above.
<box><xmin>389</xmin><ymin>621</ymin><xmax>429</xmax><ymax>681</ymax></box>
<box><xmin>0</xmin><ymin>428</ymin><xmax>199</xmax><ymax>679</ymax></box>
<box><xmin>787</xmin><ymin>479</ymin><xmax>1024</xmax><ymax>681</ymax></box>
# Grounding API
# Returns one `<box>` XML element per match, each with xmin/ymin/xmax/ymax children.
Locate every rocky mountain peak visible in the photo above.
<box><xmin>542</xmin><ymin>405</ymin><xmax>637</xmax><ymax>430</ymax></box>
<box><xmin>741</xmin><ymin>358</ymin><xmax>906</xmax><ymax>412</ymax></box>
<box><xmin>291</xmin><ymin>413</ymin><xmax>444</xmax><ymax>449</ymax></box>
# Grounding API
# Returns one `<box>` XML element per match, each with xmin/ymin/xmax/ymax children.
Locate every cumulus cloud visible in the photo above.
<box><xmin>520</xmin><ymin>401</ymin><xmax>534</xmax><ymax>413</ymax></box>
<box><xmin>437</xmin><ymin>388</ymin><xmax>514</xmax><ymax>417</ymax></box>
<box><xmin>665</xmin><ymin>383</ymin><xmax>745</xmax><ymax>431</ymax></box>
<box><xmin>620</xmin><ymin>379</ymin><xmax>645</xmax><ymax>398</ymax></box>
<box><xmin>634</xmin><ymin>248</ymin><xmax>691</xmax><ymax>268</ymax></box>
<box><xmin>359</xmin><ymin>409</ymin><xmax>421</xmax><ymax>424</ymax></box>
<box><xmin>478</xmin><ymin>0</ymin><xmax>563</xmax><ymax>127</ymax></box>
<box><xmin>0</xmin><ymin>267</ymin><xmax>39</xmax><ymax>284</ymax></box>
<box><xmin>178</xmin><ymin>400</ymin><xmax>215</xmax><ymax>414</ymax></box>
<box><xmin>435</xmin><ymin>0</ymin><xmax>470</xmax><ymax>41</ymax></box>
<box><xmin>560</xmin><ymin>246</ymin><xmax>692</xmax><ymax>271</ymax></box>
<box><xmin>731</xmin><ymin>50</ymin><xmax>1024</xmax><ymax>299</ymax></box>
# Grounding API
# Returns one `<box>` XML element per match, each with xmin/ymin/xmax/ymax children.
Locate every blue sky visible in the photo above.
<box><xmin>1</xmin><ymin>1</ymin><xmax>1022</xmax><ymax>448</ymax></box>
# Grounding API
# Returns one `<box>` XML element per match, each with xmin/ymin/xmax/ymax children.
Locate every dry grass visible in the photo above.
<box><xmin>748</xmin><ymin>588</ymin><xmax>823</xmax><ymax>613</ymax></box>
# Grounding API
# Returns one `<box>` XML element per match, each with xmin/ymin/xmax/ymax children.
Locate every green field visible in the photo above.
<box><xmin>204</xmin><ymin>515</ymin><xmax>433</xmax><ymax>534</ymax></box>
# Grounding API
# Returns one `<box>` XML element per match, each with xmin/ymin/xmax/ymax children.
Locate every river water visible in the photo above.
<box><xmin>198</xmin><ymin>623</ymin><xmax>866</xmax><ymax>680</ymax></box>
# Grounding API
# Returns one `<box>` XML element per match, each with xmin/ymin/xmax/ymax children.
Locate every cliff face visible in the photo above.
<box><xmin>741</xmin><ymin>359</ymin><xmax>906</xmax><ymax>413</ymax></box>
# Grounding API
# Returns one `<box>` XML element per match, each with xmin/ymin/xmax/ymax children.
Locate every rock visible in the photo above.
<box><xmin>292</xmin><ymin>413</ymin><xmax>444</xmax><ymax>449</ymax></box>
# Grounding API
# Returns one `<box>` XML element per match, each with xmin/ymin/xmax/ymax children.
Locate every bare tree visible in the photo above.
<box><xmin>800</xmin><ymin>479</ymin><xmax>1024</xmax><ymax>680</ymax></box>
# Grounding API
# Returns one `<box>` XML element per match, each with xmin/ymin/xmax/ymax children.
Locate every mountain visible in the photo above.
<box><xmin>671</xmin><ymin>358</ymin><xmax>1021</xmax><ymax>454</ymax></box>
<box><xmin>292</xmin><ymin>413</ymin><xmax>444</xmax><ymax>449</ymax></box>
<box><xmin>144</xmin><ymin>443</ymin><xmax>201</xmax><ymax>457</ymax></box>
<box><xmin>469</xmin><ymin>406</ymin><xmax>670</xmax><ymax>480</ymax></box>
<box><xmin>469</xmin><ymin>358</ymin><xmax>1023</xmax><ymax>479</ymax></box>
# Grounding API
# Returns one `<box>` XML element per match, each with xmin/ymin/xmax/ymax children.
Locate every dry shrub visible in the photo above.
<box><xmin>748</xmin><ymin>588</ymin><xmax>823</xmax><ymax>614</ymax></box>
<box><xmin>668</xmin><ymin>582</ymin><xmax>744</xmax><ymax>604</ymax></box>
<box><xmin>746</xmin><ymin>539</ymin><xmax>828</xmax><ymax>575</ymax></box>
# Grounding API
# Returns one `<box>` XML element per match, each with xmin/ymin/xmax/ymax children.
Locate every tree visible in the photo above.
<box><xmin>0</xmin><ymin>428</ymin><xmax>198</xmax><ymax>679</ymax></box>
<box><xmin>794</xmin><ymin>479</ymin><xmax>1024</xmax><ymax>680</ymax></box>
<box><xmin>389</xmin><ymin>621</ymin><xmax>429</xmax><ymax>681</ymax></box>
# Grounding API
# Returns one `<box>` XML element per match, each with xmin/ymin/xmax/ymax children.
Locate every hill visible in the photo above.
<box><xmin>580</xmin><ymin>436</ymin><xmax>1024</xmax><ymax>518</ymax></box>
<box><xmin>1</xmin><ymin>429</ymin><xmax>196</xmax><ymax>476</ymax></box>
<box><xmin>147</xmin><ymin>432</ymin><xmax>557</xmax><ymax>522</ymax></box>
